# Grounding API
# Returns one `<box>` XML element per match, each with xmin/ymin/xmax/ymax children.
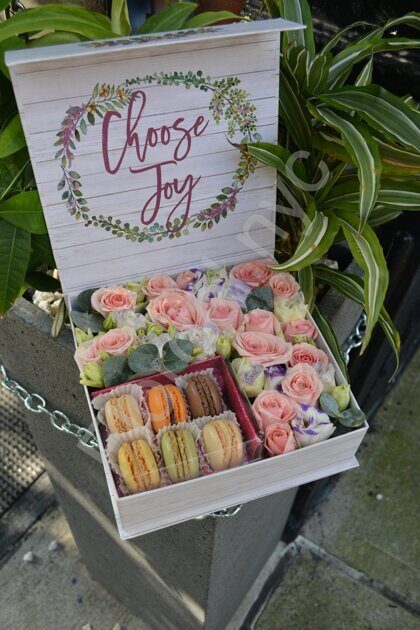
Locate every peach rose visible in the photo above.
<box><xmin>147</xmin><ymin>289</ymin><xmax>207</xmax><ymax>331</ymax></box>
<box><xmin>282</xmin><ymin>364</ymin><xmax>323</xmax><ymax>406</ymax></box>
<box><xmin>265</xmin><ymin>424</ymin><xmax>296</xmax><ymax>456</ymax></box>
<box><xmin>74</xmin><ymin>327</ymin><xmax>136</xmax><ymax>370</ymax></box>
<box><xmin>207</xmin><ymin>298</ymin><xmax>243</xmax><ymax>332</ymax></box>
<box><xmin>229</xmin><ymin>258</ymin><xmax>275</xmax><ymax>287</ymax></box>
<box><xmin>91</xmin><ymin>286</ymin><xmax>137</xmax><ymax>316</ymax></box>
<box><xmin>240</xmin><ymin>309</ymin><xmax>282</xmax><ymax>335</ymax></box>
<box><xmin>269</xmin><ymin>272</ymin><xmax>300</xmax><ymax>300</ymax></box>
<box><xmin>175</xmin><ymin>268</ymin><xmax>204</xmax><ymax>291</ymax></box>
<box><xmin>290</xmin><ymin>343</ymin><xmax>329</xmax><ymax>367</ymax></box>
<box><xmin>284</xmin><ymin>319</ymin><xmax>318</xmax><ymax>342</ymax></box>
<box><xmin>252</xmin><ymin>390</ymin><xmax>300</xmax><ymax>431</ymax></box>
<box><xmin>232</xmin><ymin>331</ymin><xmax>292</xmax><ymax>367</ymax></box>
<box><xmin>143</xmin><ymin>275</ymin><xmax>177</xmax><ymax>298</ymax></box>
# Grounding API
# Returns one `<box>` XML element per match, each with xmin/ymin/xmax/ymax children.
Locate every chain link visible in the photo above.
<box><xmin>0</xmin><ymin>364</ymin><xmax>99</xmax><ymax>450</ymax></box>
<box><xmin>342</xmin><ymin>312</ymin><xmax>367</xmax><ymax>365</ymax></box>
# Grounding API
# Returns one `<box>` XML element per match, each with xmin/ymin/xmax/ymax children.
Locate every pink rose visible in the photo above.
<box><xmin>282</xmin><ymin>364</ymin><xmax>323</xmax><ymax>406</ymax></box>
<box><xmin>284</xmin><ymin>319</ymin><xmax>318</xmax><ymax>342</ymax></box>
<box><xmin>229</xmin><ymin>258</ymin><xmax>275</xmax><ymax>288</ymax></box>
<box><xmin>240</xmin><ymin>309</ymin><xmax>282</xmax><ymax>335</ymax></box>
<box><xmin>290</xmin><ymin>343</ymin><xmax>329</xmax><ymax>367</ymax></box>
<box><xmin>269</xmin><ymin>272</ymin><xmax>300</xmax><ymax>300</ymax></box>
<box><xmin>143</xmin><ymin>275</ymin><xmax>177</xmax><ymax>298</ymax></box>
<box><xmin>232</xmin><ymin>331</ymin><xmax>292</xmax><ymax>367</ymax></box>
<box><xmin>91</xmin><ymin>286</ymin><xmax>137</xmax><ymax>316</ymax></box>
<box><xmin>252</xmin><ymin>390</ymin><xmax>300</xmax><ymax>431</ymax></box>
<box><xmin>265</xmin><ymin>424</ymin><xmax>296</xmax><ymax>456</ymax></box>
<box><xmin>147</xmin><ymin>289</ymin><xmax>207</xmax><ymax>331</ymax></box>
<box><xmin>207</xmin><ymin>298</ymin><xmax>243</xmax><ymax>332</ymax></box>
<box><xmin>175</xmin><ymin>269</ymin><xmax>203</xmax><ymax>291</ymax></box>
<box><xmin>74</xmin><ymin>327</ymin><xmax>136</xmax><ymax>370</ymax></box>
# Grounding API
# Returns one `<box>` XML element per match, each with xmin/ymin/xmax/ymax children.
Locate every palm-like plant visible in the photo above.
<box><xmin>248</xmin><ymin>1</ymin><xmax>420</xmax><ymax>376</ymax></box>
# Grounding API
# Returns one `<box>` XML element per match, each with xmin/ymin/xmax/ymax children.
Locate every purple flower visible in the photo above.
<box><xmin>291</xmin><ymin>406</ymin><xmax>335</xmax><ymax>447</ymax></box>
<box><xmin>264</xmin><ymin>364</ymin><xmax>286</xmax><ymax>391</ymax></box>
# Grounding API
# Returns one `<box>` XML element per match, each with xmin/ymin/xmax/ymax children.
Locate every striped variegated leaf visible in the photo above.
<box><xmin>314</xmin><ymin>265</ymin><xmax>400</xmax><ymax>377</ymax></box>
<box><xmin>355</xmin><ymin>57</ymin><xmax>373</xmax><ymax>86</ymax></box>
<box><xmin>323</xmin><ymin>177</ymin><xmax>420</xmax><ymax>212</ymax></box>
<box><xmin>297</xmin><ymin>265</ymin><xmax>315</xmax><ymax>311</ymax></box>
<box><xmin>273</xmin><ymin>213</ymin><xmax>338</xmax><ymax>271</ymax></box>
<box><xmin>318</xmin><ymin>86</ymin><xmax>420</xmax><ymax>151</ymax></box>
<box><xmin>277</xmin><ymin>0</ymin><xmax>315</xmax><ymax>52</ymax></box>
<box><xmin>320</xmin><ymin>20</ymin><xmax>373</xmax><ymax>55</ymax></box>
<box><xmin>305</xmin><ymin>52</ymin><xmax>332</xmax><ymax>94</ymax></box>
<box><xmin>334</xmin><ymin>211</ymin><xmax>389</xmax><ymax>353</ymax></box>
<box><xmin>312</xmin><ymin>304</ymin><xmax>348</xmax><ymax>379</ymax></box>
<box><xmin>279</xmin><ymin>59</ymin><xmax>312</xmax><ymax>151</ymax></box>
<box><xmin>376</xmin><ymin>139</ymin><xmax>420</xmax><ymax>176</ymax></box>
<box><xmin>310</xmin><ymin>104</ymin><xmax>382</xmax><ymax>230</ymax></box>
<box><xmin>367</xmin><ymin>208</ymin><xmax>402</xmax><ymax>228</ymax></box>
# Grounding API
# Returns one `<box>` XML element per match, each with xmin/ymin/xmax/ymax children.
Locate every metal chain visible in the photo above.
<box><xmin>342</xmin><ymin>312</ymin><xmax>367</xmax><ymax>365</ymax></box>
<box><xmin>0</xmin><ymin>364</ymin><xmax>99</xmax><ymax>450</ymax></box>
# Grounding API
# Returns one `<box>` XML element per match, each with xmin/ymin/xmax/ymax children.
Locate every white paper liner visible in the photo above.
<box><xmin>175</xmin><ymin>368</ymin><xmax>227</xmax><ymax>416</ymax></box>
<box><xmin>91</xmin><ymin>383</ymin><xmax>152</xmax><ymax>434</ymax></box>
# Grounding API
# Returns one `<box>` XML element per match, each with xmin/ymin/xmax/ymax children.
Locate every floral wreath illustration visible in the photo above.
<box><xmin>55</xmin><ymin>71</ymin><xmax>261</xmax><ymax>243</ymax></box>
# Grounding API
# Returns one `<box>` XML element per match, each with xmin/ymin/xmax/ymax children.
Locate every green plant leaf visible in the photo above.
<box><xmin>70</xmin><ymin>309</ymin><xmax>103</xmax><ymax>333</ymax></box>
<box><xmin>245</xmin><ymin>286</ymin><xmax>274</xmax><ymax>312</ymax></box>
<box><xmin>137</xmin><ymin>2</ymin><xmax>197</xmax><ymax>34</ymax></box>
<box><xmin>51</xmin><ymin>297</ymin><xmax>67</xmax><ymax>339</ymax></box>
<box><xmin>264</xmin><ymin>0</ymin><xmax>280</xmax><ymax>18</ymax></box>
<box><xmin>185</xmin><ymin>11</ymin><xmax>240</xmax><ymax>28</ymax></box>
<box><xmin>0</xmin><ymin>114</ymin><xmax>25</xmax><ymax>158</ymax></box>
<box><xmin>338</xmin><ymin>408</ymin><xmax>366</xmax><ymax>428</ymax></box>
<box><xmin>111</xmin><ymin>0</ymin><xmax>131</xmax><ymax>36</ymax></box>
<box><xmin>377</xmin><ymin>139</ymin><xmax>420</xmax><ymax>176</ymax></box>
<box><xmin>320</xmin><ymin>20</ymin><xmax>373</xmax><ymax>55</ymax></box>
<box><xmin>355</xmin><ymin>57</ymin><xmax>373</xmax><ymax>86</ymax></box>
<box><xmin>297</xmin><ymin>265</ymin><xmax>315</xmax><ymax>311</ymax></box>
<box><xmin>305</xmin><ymin>52</ymin><xmax>331</xmax><ymax>94</ymax></box>
<box><xmin>319</xmin><ymin>392</ymin><xmax>339</xmax><ymax>417</ymax></box>
<box><xmin>0</xmin><ymin>0</ymin><xmax>12</xmax><ymax>10</ymax></box>
<box><xmin>75</xmin><ymin>287</ymin><xmax>98</xmax><ymax>312</ymax></box>
<box><xmin>277</xmin><ymin>0</ymin><xmax>315</xmax><ymax>52</ymax></box>
<box><xmin>0</xmin><ymin>5</ymin><xmax>114</xmax><ymax>43</ymax></box>
<box><xmin>103</xmin><ymin>355</ymin><xmax>132</xmax><ymax>387</ymax></box>
<box><xmin>324</xmin><ymin>177</ymin><xmax>420</xmax><ymax>213</ymax></box>
<box><xmin>279</xmin><ymin>59</ymin><xmax>312</xmax><ymax>151</ymax></box>
<box><xmin>318</xmin><ymin>86</ymin><xmax>420</xmax><ymax>152</ymax></box>
<box><xmin>367</xmin><ymin>208</ymin><xmax>402</xmax><ymax>228</ymax></box>
<box><xmin>162</xmin><ymin>339</ymin><xmax>193</xmax><ymax>372</ymax></box>
<box><xmin>273</xmin><ymin>213</ymin><xmax>338</xmax><ymax>271</ymax></box>
<box><xmin>335</xmin><ymin>211</ymin><xmax>388</xmax><ymax>353</ymax></box>
<box><xmin>314</xmin><ymin>265</ymin><xmax>400</xmax><ymax>377</ymax></box>
<box><xmin>310</xmin><ymin>104</ymin><xmax>382</xmax><ymax>231</ymax></box>
<box><xmin>25</xmin><ymin>271</ymin><xmax>60</xmax><ymax>292</ymax></box>
<box><xmin>0</xmin><ymin>218</ymin><xmax>30</xmax><ymax>314</ymax></box>
<box><xmin>31</xmin><ymin>234</ymin><xmax>55</xmax><ymax>267</ymax></box>
<box><xmin>0</xmin><ymin>190</ymin><xmax>46</xmax><ymax>233</ymax></box>
<box><xmin>312</xmin><ymin>304</ymin><xmax>348</xmax><ymax>378</ymax></box>
<box><xmin>128</xmin><ymin>343</ymin><xmax>162</xmax><ymax>376</ymax></box>
<box><xmin>248</xmin><ymin>142</ymin><xmax>308</xmax><ymax>182</ymax></box>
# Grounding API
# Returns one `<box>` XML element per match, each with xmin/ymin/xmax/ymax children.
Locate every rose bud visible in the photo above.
<box><xmin>102</xmin><ymin>313</ymin><xmax>117</xmax><ymax>331</ymax></box>
<box><xmin>264</xmin><ymin>424</ymin><xmax>296</xmax><ymax>456</ymax></box>
<box><xmin>263</xmin><ymin>364</ymin><xmax>286</xmax><ymax>391</ymax></box>
<box><xmin>331</xmin><ymin>384</ymin><xmax>351</xmax><ymax>411</ymax></box>
<box><xmin>124</xmin><ymin>281</ymin><xmax>147</xmax><ymax>304</ymax></box>
<box><xmin>79</xmin><ymin>362</ymin><xmax>104</xmax><ymax>388</ymax></box>
<box><xmin>216</xmin><ymin>335</ymin><xmax>232</xmax><ymax>359</ymax></box>
<box><xmin>231</xmin><ymin>358</ymin><xmax>265</xmax><ymax>398</ymax></box>
<box><xmin>75</xmin><ymin>327</ymin><xmax>94</xmax><ymax>345</ymax></box>
<box><xmin>291</xmin><ymin>406</ymin><xmax>335</xmax><ymax>447</ymax></box>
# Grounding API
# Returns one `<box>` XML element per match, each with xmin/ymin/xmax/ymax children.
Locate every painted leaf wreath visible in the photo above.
<box><xmin>54</xmin><ymin>71</ymin><xmax>261</xmax><ymax>243</ymax></box>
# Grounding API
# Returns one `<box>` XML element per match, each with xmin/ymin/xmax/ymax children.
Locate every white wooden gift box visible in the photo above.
<box><xmin>7</xmin><ymin>19</ymin><xmax>367</xmax><ymax>539</ymax></box>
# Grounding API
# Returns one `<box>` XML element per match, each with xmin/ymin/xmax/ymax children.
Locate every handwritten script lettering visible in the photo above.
<box><xmin>102</xmin><ymin>90</ymin><xmax>208</xmax><ymax>231</ymax></box>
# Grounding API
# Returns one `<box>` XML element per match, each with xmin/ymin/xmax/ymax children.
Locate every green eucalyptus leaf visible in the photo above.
<box><xmin>338</xmin><ymin>408</ymin><xmax>366</xmax><ymax>428</ymax></box>
<box><xmin>137</xmin><ymin>2</ymin><xmax>197</xmax><ymax>34</ymax></box>
<box><xmin>162</xmin><ymin>339</ymin><xmax>193</xmax><ymax>372</ymax></box>
<box><xmin>111</xmin><ymin>0</ymin><xmax>131</xmax><ymax>36</ymax></box>
<box><xmin>0</xmin><ymin>218</ymin><xmax>30</xmax><ymax>315</ymax></box>
<box><xmin>319</xmin><ymin>392</ymin><xmax>340</xmax><ymax>418</ymax></box>
<box><xmin>103</xmin><ymin>355</ymin><xmax>132</xmax><ymax>388</ymax></box>
<box><xmin>25</xmin><ymin>271</ymin><xmax>60</xmax><ymax>292</ymax></box>
<box><xmin>70</xmin><ymin>309</ymin><xmax>104</xmax><ymax>333</ymax></box>
<box><xmin>128</xmin><ymin>343</ymin><xmax>162</xmax><ymax>376</ymax></box>
<box><xmin>0</xmin><ymin>190</ymin><xmax>47</xmax><ymax>234</ymax></box>
<box><xmin>76</xmin><ymin>287</ymin><xmax>98</xmax><ymax>313</ymax></box>
<box><xmin>0</xmin><ymin>114</ymin><xmax>25</xmax><ymax>159</ymax></box>
<box><xmin>245</xmin><ymin>286</ymin><xmax>274</xmax><ymax>312</ymax></box>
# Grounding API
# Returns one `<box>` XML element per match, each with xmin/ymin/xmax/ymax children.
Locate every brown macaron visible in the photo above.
<box><xmin>184</xmin><ymin>374</ymin><xmax>223</xmax><ymax>419</ymax></box>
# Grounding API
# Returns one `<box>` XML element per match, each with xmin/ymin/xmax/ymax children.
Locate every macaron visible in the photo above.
<box><xmin>202</xmin><ymin>419</ymin><xmax>244</xmax><ymax>472</ymax></box>
<box><xmin>147</xmin><ymin>384</ymin><xmax>188</xmax><ymax>433</ymax></box>
<box><xmin>118</xmin><ymin>439</ymin><xmax>160</xmax><ymax>494</ymax></box>
<box><xmin>184</xmin><ymin>375</ymin><xmax>223</xmax><ymax>419</ymax></box>
<box><xmin>104</xmin><ymin>394</ymin><xmax>144</xmax><ymax>433</ymax></box>
<box><xmin>161</xmin><ymin>428</ymin><xmax>200</xmax><ymax>483</ymax></box>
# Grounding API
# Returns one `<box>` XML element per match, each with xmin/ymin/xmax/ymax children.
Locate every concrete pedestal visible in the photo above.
<box><xmin>0</xmin><ymin>298</ymin><xmax>297</xmax><ymax>629</ymax></box>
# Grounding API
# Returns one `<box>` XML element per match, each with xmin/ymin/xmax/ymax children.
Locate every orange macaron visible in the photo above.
<box><xmin>147</xmin><ymin>384</ymin><xmax>188</xmax><ymax>433</ymax></box>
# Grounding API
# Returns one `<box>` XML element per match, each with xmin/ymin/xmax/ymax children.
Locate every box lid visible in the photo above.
<box><xmin>6</xmin><ymin>18</ymin><xmax>301</xmax><ymax>295</ymax></box>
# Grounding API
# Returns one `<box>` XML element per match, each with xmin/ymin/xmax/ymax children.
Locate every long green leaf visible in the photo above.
<box><xmin>185</xmin><ymin>11</ymin><xmax>241</xmax><ymax>27</ymax></box>
<box><xmin>273</xmin><ymin>213</ymin><xmax>338</xmax><ymax>271</ymax></box>
<box><xmin>264</xmin><ymin>0</ymin><xmax>280</xmax><ymax>18</ymax></box>
<box><xmin>377</xmin><ymin>138</ymin><xmax>420</xmax><ymax>176</ymax></box>
<box><xmin>310</xmin><ymin>104</ymin><xmax>382</xmax><ymax>230</ymax></box>
<box><xmin>26</xmin><ymin>271</ymin><xmax>60</xmax><ymax>292</ymax></box>
<box><xmin>111</xmin><ymin>0</ymin><xmax>131</xmax><ymax>36</ymax></box>
<box><xmin>355</xmin><ymin>57</ymin><xmax>373</xmax><ymax>86</ymax></box>
<box><xmin>0</xmin><ymin>190</ymin><xmax>46</xmax><ymax>234</ymax></box>
<box><xmin>314</xmin><ymin>264</ymin><xmax>400</xmax><ymax>377</ymax></box>
<box><xmin>137</xmin><ymin>2</ymin><xmax>197</xmax><ymax>34</ymax></box>
<box><xmin>335</xmin><ymin>211</ymin><xmax>389</xmax><ymax>353</ymax></box>
<box><xmin>30</xmin><ymin>234</ymin><xmax>55</xmax><ymax>267</ymax></box>
<box><xmin>321</xmin><ymin>20</ymin><xmax>373</xmax><ymax>55</ymax></box>
<box><xmin>277</xmin><ymin>0</ymin><xmax>315</xmax><ymax>52</ymax></box>
<box><xmin>279</xmin><ymin>58</ymin><xmax>312</xmax><ymax>151</ymax></box>
<box><xmin>367</xmin><ymin>208</ymin><xmax>401</xmax><ymax>228</ymax></box>
<box><xmin>0</xmin><ymin>218</ymin><xmax>30</xmax><ymax>314</ymax></box>
<box><xmin>297</xmin><ymin>265</ymin><xmax>315</xmax><ymax>311</ymax></box>
<box><xmin>318</xmin><ymin>86</ymin><xmax>420</xmax><ymax>152</ymax></box>
<box><xmin>323</xmin><ymin>177</ymin><xmax>420</xmax><ymax>212</ymax></box>
<box><xmin>248</xmin><ymin>142</ymin><xmax>307</xmax><ymax>182</ymax></box>
<box><xmin>0</xmin><ymin>5</ymin><xmax>114</xmax><ymax>44</ymax></box>
<box><xmin>312</xmin><ymin>304</ymin><xmax>348</xmax><ymax>378</ymax></box>
<box><xmin>0</xmin><ymin>114</ymin><xmax>25</xmax><ymax>159</ymax></box>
